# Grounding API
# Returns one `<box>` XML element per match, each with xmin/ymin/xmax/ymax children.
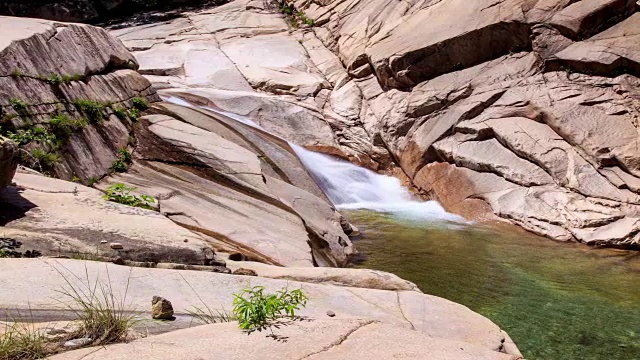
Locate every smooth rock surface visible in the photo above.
<box><xmin>0</xmin><ymin>258</ymin><xmax>519</xmax><ymax>356</ymax></box>
<box><xmin>50</xmin><ymin>319</ymin><xmax>520</xmax><ymax>360</ymax></box>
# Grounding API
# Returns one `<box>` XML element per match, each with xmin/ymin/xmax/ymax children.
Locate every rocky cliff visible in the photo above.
<box><xmin>111</xmin><ymin>0</ymin><xmax>640</xmax><ymax>248</ymax></box>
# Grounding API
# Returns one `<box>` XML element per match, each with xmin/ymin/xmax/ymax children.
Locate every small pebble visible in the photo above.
<box><xmin>64</xmin><ymin>337</ymin><xmax>92</xmax><ymax>348</ymax></box>
<box><xmin>326</xmin><ymin>310</ymin><xmax>336</xmax><ymax>317</ymax></box>
<box><xmin>110</xmin><ymin>242</ymin><xmax>123</xmax><ymax>250</ymax></box>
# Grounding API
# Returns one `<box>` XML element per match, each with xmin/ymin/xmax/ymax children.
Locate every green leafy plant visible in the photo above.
<box><xmin>48</xmin><ymin>114</ymin><xmax>87</xmax><ymax>137</ymax></box>
<box><xmin>111</xmin><ymin>148</ymin><xmax>132</xmax><ymax>173</ymax></box>
<box><xmin>112</xmin><ymin>107</ymin><xmax>127</xmax><ymax>120</ymax></box>
<box><xmin>30</xmin><ymin>148</ymin><xmax>60</xmax><ymax>168</ymax></box>
<box><xmin>46</xmin><ymin>74</ymin><xmax>62</xmax><ymax>85</ymax></box>
<box><xmin>73</xmin><ymin>99</ymin><xmax>107</xmax><ymax>123</ymax></box>
<box><xmin>131</xmin><ymin>97</ymin><xmax>149</xmax><ymax>111</ymax></box>
<box><xmin>232</xmin><ymin>285</ymin><xmax>308</xmax><ymax>330</ymax></box>
<box><xmin>103</xmin><ymin>183</ymin><xmax>156</xmax><ymax>210</ymax></box>
<box><xmin>9</xmin><ymin>99</ymin><xmax>28</xmax><ymax>111</ymax></box>
<box><xmin>4</xmin><ymin>127</ymin><xmax>56</xmax><ymax>146</ymax></box>
<box><xmin>127</xmin><ymin>108</ymin><xmax>140</xmax><ymax>121</ymax></box>
<box><xmin>87</xmin><ymin>176</ymin><xmax>99</xmax><ymax>187</ymax></box>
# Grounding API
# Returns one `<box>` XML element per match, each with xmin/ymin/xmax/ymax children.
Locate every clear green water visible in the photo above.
<box><xmin>348</xmin><ymin>210</ymin><xmax>640</xmax><ymax>360</ymax></box>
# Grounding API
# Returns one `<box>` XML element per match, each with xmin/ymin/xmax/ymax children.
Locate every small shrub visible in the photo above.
<box><xmin>87</xmin><ymin>176</ymin><xmax>99</xmax><ymax>187</ymax></box>
<box><xmin>131</xmin><ymin>97</ymin><xmax>149</xmax><ymax>111</ymax></box>
<box><xmin>103</xmin><ymin>183</ymin><xmax>156</xmax><ymax>210</ymax></box>
<box><xmin>111</xmin><ymin>148</ymin><xmax>132</xmax><ymax>173</ymax></box>
<box><xmin>48</xmin><ymin>114</ymin><xmax>87</xmax><ymax>137</ymax></box>
<box><xmin>232</xmin><ymin>285</ymin><xmax>308</xmax><ymax>330</ymax></box>
<box><xmin>46</xmin><ymin>74</ymin><xmax>62</xmax><ymax>85</ymax></box>
<box><xmin>9</xmin><ymin>99</ymin><xmax>28</xmax><ymax>111</ymax></box>
<box><xmin>0</xmin><ymin>320</ymin><xmax>47</xmax><ymax>359</ymax></box>
<box><xmin>0</xmin><ymin>248</ymin><xmax>8</xmax><ymax>258</ymax></box>
<box><xmin>127</xmin><ymin>108</ymin><xmax>140</xmax><ymax>121</ymax></box>
<box><xmin>5</xmin><ymin>127</ymin><xmax>56</xmax><ymax>146</ymax></box>
<box><xmin>112</xmin><ymin>107</ymin><xmax>127</xmax><ymax>120</ymax></box>
<box><xmin>30</xmin><ymin>148</ymin><xmax>60</xmax><ymax>168</ymax></box>
<box><xmin>73</xmin><ymin>99</ymin><xmax>106</xmax><ymax>123</ymax></box>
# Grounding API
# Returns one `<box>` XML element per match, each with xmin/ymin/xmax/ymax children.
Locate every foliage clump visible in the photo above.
<box><xmin>73</xmin><ymin>99</ymin><xmax>108</xmax><ymax>123</ymax></box>
<box><xmin>103</xmin><ymin>183</ymin><xmax>156</xmax><ymax>210</ymax></box>
<box><xmin>131</xmin><ymin>97</ymin><xmax>149</xmax><ymax>111</ymax></box>
<box><xmin>48</xmin><ymin>114</ymin><xmax>87</xmax><ymax>137</ymax></box>
<box><xmin>277</xmin><ymin>1</ymin><xmax>314</xmax><ymax>27</ymax></box>
<box><xmin>9</xmin><ymin>99</ymin><xmax>29</xmax><ymax>112</ymax></box>
<box><xmin>232</xmin><ymin>285</ymin><xmax>308</xmax><ymax>330</ymax></box>
<box><xmin>111</xmin><ymin>148</ymin><xmax>132</xmax><ymax>173</ymax></box>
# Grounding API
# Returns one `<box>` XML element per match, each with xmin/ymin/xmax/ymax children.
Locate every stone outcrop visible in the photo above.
<box><xmin>0</xmin><ymin>136</ymin><xmax>17</xmax><ymax>188</ymax></box>
<box><xmin>0</xmin><ymin>16</ymin><xmax>158</xmax><ymax>181</ymax></box>
<box><xmin>0</xmin><ymin>258</ymin><xmax>522</xmax><ymax>358</ymax></box>
<box><xmin>110</xmin><ymin>0</ymin><xmax>640</xmax><ymax>247</ymax></box>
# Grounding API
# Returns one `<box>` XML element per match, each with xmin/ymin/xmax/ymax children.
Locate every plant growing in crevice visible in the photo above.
<box><xmin>46</xmin><ymin>74</ymin><xmax>63</xmax><ymax>85</ymax></box>
<box><xmin>103</xmin><ymin>183</ymin><xmax>156</xmax><ymax>210</ymax></box>
<box><xmin>131</xmin><ymin>97</ymin><xmax>149</xmax><ymax>111</ymax></box>
<box><xmin>30</xmin><ymin>148</ymin><xmax>60</xmax><ymax>168</ymax></box>
<box><xmin>232</xmin><ymin>285</ymin><xmax>308</xmax><ymax>330</ymax></box>
<box><xmin>55</xmin><ymin>266</ymin><xmax>139</xmax><ymax>347</ymax></box>
<box><xmin>73</xmin><ymin>99</ymin><xmax>107</xmax><ymax>123</ymax></box>
<box><xmin>111</xmin><ymin>148</ymin><xmax>132</xmax><ymax>173</ymax></box>
<box><xmin>48</xmin><ymin>114</ymin><xmax>87</xmax><ymax>137</ymax></box>
<box><xmin>9</xmin><ymin>99</ymin><xmax>29</xmax><ymax>112</ymax></box>
<box><xmin>0</xmin><ymin>314</ymin><xmax>47</xmax><ymax>359</ymax></box>
<box><xmin>276</xmin><ymin>1</ymin><xmax>314</xmax><ymax>28</ymax></box>
<box><xmin>112</xmin><ymin>107</ymin><xmax>127</xmax><ymax>121</ymax></box>
<box><xmin>10</xmin><ymin>68</ymin><xmax>26</xmax><ymax>78</ymax></box>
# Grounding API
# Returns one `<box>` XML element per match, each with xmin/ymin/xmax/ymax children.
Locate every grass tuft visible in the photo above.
<box><xmin>54</xmin><ymin>266</ymin><xmax>139</xmax><ymax>347</ymax></box>
<box><xmin>0</xmin><ymin>320</ymin><xmax>47</xmax><ymax>360</ymax></box>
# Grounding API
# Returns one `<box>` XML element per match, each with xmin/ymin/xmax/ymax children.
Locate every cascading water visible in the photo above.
<box><xmin>291</xmin><ymin>144</ymin><xmax>464</xmax><ymax>222</ymax></box>
<box><xmin>164</xmin><ymin>95</ymin><xmax>464</xmax><ymax>223</ymax></box>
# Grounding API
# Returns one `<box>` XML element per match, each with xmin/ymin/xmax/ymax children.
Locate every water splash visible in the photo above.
<box><xmin>163</xmin><ymin>95</ymin><xmax>465</xmax><ymax>223</ymax></box>
<box><xmin>291</xmin><ymin>144</ymin><xmax>465</xmax><ymax>223</ymax></box>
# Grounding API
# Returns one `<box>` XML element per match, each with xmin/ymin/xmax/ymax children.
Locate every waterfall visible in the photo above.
<box><xmin>291</xmin><ymin>144</ymin><xmax>464</xmax><ymax>222</ymax></box>
<box><xmin>163</xmin><ymin>95</ymin><xmax>465</xmax><ymax>223</ymax></box>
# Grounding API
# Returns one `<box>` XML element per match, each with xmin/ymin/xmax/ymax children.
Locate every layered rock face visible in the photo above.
<box><xmin>112</xmin><ymin>0</ymin><xmax>640</xmax><ymax>247</ymax></box>
<box><xmin>0</xmin><ymin>16</ymin><xmax>158</xmax><ymax>181</ymax></box>
<box><xmin>0</xmin><ymin>15</ymin><xmax>354</xmax><ymax>267</ymax></box>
